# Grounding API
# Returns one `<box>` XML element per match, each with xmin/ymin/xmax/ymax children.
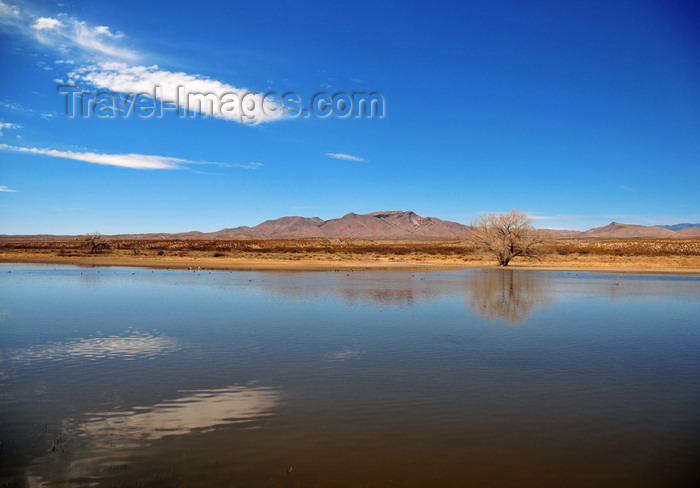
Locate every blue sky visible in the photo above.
<box><xmin>0</xmin><ymin>0</ymin><xmax>698</xmax><ymax>234</ymax></box>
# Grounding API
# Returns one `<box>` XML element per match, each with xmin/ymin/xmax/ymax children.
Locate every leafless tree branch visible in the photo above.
<box><xmin>469</xmin><ymin>210</ymin><xmax>549</xmax><ymax>266</ymax></box>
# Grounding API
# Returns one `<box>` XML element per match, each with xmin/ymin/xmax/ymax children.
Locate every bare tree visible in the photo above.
<box><xmin>470</xmin><ymin>210</ymin><xmax>547</xmax><ymax>266</ymax></box>
<box><xmin>84</xmin><ymin>232</ymin><xmax>110</xmax><ymax>253</ymax></box>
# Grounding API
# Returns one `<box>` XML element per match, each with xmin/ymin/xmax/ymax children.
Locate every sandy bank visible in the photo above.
<box><xmin>2</xmin><ymin>253</ymin><xmax>699</xmax><ymax>275</ymax></box>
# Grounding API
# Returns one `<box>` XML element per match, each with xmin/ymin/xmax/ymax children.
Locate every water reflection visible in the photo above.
<box><xmin>80</xmin><ymin>384</ymin><xmax>281</xmax><ymax>444</ymax></box>
<box><xmin>338</xmin><ymin>286</ymin><xmax>438</xmax><ymax>306</ymax></box>
<box><xmin>78</xmin><ymin>273</ymin><xmax>104</xmax><ymax>287</ymax></box>
<box><xmin>324</xmin><ymin>348</ymin><xmax>365</xmax><ymax>362</ymax></box>
<box><xmin>464</xmin><ymin>269</ymin><xmax>554</xmax><ymax>325</ymax></box>
<box><xmin>6</xmin><ymin>330</ymin><xmax>179</xmax><ymax>363</ymax></box>
<box><xmin>257</xmin><ymin>277</ymin><xmax>443</xmax><ymax>306</ymax></box>
<box><xmin>1</xmin><ymin>265</ymin><xmax>698</xmax><ymax>488</ymax></box>
<box><xmin>252</xmin><ymin>270</ymin><xmax>556</xmax><ymax>324</ymax></box>
<box><xmin>24</xmin><ymin>384</ymin><xmax>281</xmax><ymax>487</ymax></box>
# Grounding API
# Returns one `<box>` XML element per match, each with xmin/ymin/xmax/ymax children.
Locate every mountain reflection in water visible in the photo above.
<box><xmin>252</xmin><ymin>269</ymin><xmax>554</xmax><ymax>323</ymax></box>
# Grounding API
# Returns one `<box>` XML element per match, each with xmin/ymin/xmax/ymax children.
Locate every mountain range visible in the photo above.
<box><xmin>2</xmin><ymin>211</ymin><xmax>699</xmax><ymax>240</ymax></box>
<box><xmin>658</xmin><ymin>223</ymin><xmax>700</xmax><ymax>231</ymax></box>
<box><xmin>210</xmin><ymin>211</ymin><xmax>469</xmax><ymax>239</ymax></box>
<box><xmin>132</xmin><ymin>211</ymin><xmax>700</xmax><ymax>239</ymax></box>
<box><xmin>576</xmin><ymin>222</ymin><xmax>700</xmax><ymax>238</ymax></box>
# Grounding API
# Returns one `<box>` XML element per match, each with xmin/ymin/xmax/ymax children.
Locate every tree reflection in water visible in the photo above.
<box><xmin>464</xmin><ymin>269</ymin><xmax>554</xmax><ymax>325</ymax></box>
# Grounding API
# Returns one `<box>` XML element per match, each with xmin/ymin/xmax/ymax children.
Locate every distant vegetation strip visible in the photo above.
<box><xmin>2</xmin><ymin>237</ymin><xmax>699</xmax><ymax>258</ymax></box>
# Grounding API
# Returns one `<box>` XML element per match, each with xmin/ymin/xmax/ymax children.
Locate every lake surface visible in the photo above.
<box><xmin>1</xmin><ymin>264</ymin><xmax>698</xmax><ymax>487</ymax></box>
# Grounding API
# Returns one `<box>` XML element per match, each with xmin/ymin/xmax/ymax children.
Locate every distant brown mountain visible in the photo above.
<box><xmin>213</xmin><ymin>214</ymin><xmax>697</xmax><ymax>240</ymax></box>
<box><xmin>211</xmin><ymin>211</ymin><xmax>470</xmax><ymax>239</ymax></box>
<box><xmin>676</xmin><ymin>227</ymin><xmax>700</xmax><ymax>237</ymax></box>
<box><xmin>659</xmin><ymin>223</ymin><xmax>700</xmax><ymax>231</ymax></box>
<box><xmin>1</xmin><ymin>212</ymin><xmax>698</xmax><ymax>240</ymax></box>
<box><xmin>545</xmin><ymin>229</ymin><xmax>584</xmax><ymax>237</ymax></box>
<box><xmin>579</xmin><ymin>222</ymin><xmax>678</xmax><ymax>238</ymax></box>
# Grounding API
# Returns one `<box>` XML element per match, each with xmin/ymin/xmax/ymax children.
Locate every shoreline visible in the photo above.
<box><xmin>2</xmin><ymin>255</ymin><xmax>699</xmax><ymax>275</ymax></box>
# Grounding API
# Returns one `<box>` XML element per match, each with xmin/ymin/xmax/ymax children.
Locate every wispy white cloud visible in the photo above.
<box><xmin>31</xmin><ymin>16</ymin><xmax>62</xmax><ymax>30</ymax></box>
<box><xmin>238</xmin><ymin>161</ymin><xmax>263</xmax><ymax>169</ymax></box>
<box><xmin>61</xmin><ymin>20</ymin><xmax>135</xmax><ymax>60</ymax></box>
<box><xmin>0</xmin><ymin>99</ymin><xmax>58</xmax><ymax>120</ymax></box>
<box><xmin>326</xmin><ymin>152</ymin><xmax>366</xmax><ymax>162</ymax></box>
<box><xmin>0</xmin><ymin>121</ymin><xmax>21</xmax><ymax>129</ymax></box>
<box><xmin>0</xmin><ymin>144</ymin><xmax>256</xmax><ymax>171</ymax></box>
<box><xmin>0</xmin><ymin>2</ymin><xmax>138</xmax><ymax>61</ymax></box>
<box><xmin>0</xmin><ymin>99</ymin><xmax>24</xmax><ymax>111</ymax></box>
<box><xmin>0</xmin><ymin>1</ymin><xmax>19</xmax><ymax>19</ymax></box>
<box><xmin>0</xmin><ymin>185</ymin><xmax>17</xmax><ymax>192</ymax></box>
<box><xmin>68</xmin><ymin>62</ymin><xmax>284</xmax><ymax>123</ymax></box>
<box><xmin>0</xmin><ymin>2</ymin><xmax>281</xmax><ymax>124</ymax></box>
<box><xmin>0</xmin><ymin>121</ymin><xmax>22</xmax><ymax>135</ymax></box>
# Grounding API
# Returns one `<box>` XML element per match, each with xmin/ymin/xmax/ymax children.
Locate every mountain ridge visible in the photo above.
<box><xmin>210</xmin><ymin>210</ymin><xmax>469</xmax><ymax>239</ymax></box>
<box><xmin>1</xmin><ymin>211</ymin><xmax>698</xmax><ymax>240</ymax></box>
<box><xmin>658</xmin><ymin>223</ymin><xmax>700</xmax><ymax>231</ymax></box>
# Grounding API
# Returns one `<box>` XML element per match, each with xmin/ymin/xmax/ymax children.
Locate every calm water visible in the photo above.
<box><xmin>0</xmin><ymin>264</ymin><xmax>699</xmax><ymax>487</ymax></box>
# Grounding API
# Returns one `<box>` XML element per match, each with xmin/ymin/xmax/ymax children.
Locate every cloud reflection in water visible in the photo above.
<box><xmin>80</xmin><ymin>385</ymin><xmax>281</xmax><ymax>445</ymax></box>
<box><xmin>23</xmin><ymin>385</ymin><xmax>282</xmax><ymax>487</ymax></box>
<box><xmin>6</xmin><ymin>331</ymin><xmax>180</xmax><ymax>363</ymax></box>
<box><xmin>323</xmin><ymin>348</ymin><xmax>365</xmax><ymax>362</ymax></box>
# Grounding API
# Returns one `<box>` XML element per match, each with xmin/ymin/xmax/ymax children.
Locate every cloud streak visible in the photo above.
<box><xmin>31</xmin><ymin>16</ymin><xmax>62</xmax><ymax>30</ymax></box>
<box><xmin>0</xmin><ymin>121</ymin><xmax>22</xmax><ymax>135</ymax></box>
<box><xmin>0</xmin><ymin>2</ymin><xmax>282</xmax><ymax>124</ymax></box>
<box><xmin>0</xmin><ymin>185</ymin><xmax>17</xmax><ymax>192</ymax></box>
<box><xmin>68</xmin><ymin>62</ymin><xmax>284</xmax><ymax>123</ymax></box>
<box><xmin>0</xmin><ymin>2</ymin><xmax>138</xmax><ymax>61</ymax></box>
<box><xmin>326</xmin><ymin>153</ymin><xmax>366</xmax><ymax>162</ymax></box>
<box><xmin>0</xmin><ymin>144</ymin><xmax>256</xmax><ymax>171</ymax></box>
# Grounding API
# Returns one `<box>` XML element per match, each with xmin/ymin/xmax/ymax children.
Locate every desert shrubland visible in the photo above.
<box><xmin>0</xmin><ymin>236</ymin><xmax>698</xmax><ymax>269</ymax></box>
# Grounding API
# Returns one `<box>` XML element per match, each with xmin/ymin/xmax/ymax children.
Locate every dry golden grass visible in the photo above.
<box><xmin>1</xmin><ymin>237</ymin><xmax>698</xmax><ymax>272</ymax></box>
<box><xmin>541</xmin><ymin>238</ymin><xmax>700</xmax><ymax>257</ymax></box>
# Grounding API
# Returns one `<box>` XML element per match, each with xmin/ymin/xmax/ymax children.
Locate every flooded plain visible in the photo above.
<box><xmin>1</xmin><ymin>264</ymin><xmax>699</xmax><ymax>487</ymax></box>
